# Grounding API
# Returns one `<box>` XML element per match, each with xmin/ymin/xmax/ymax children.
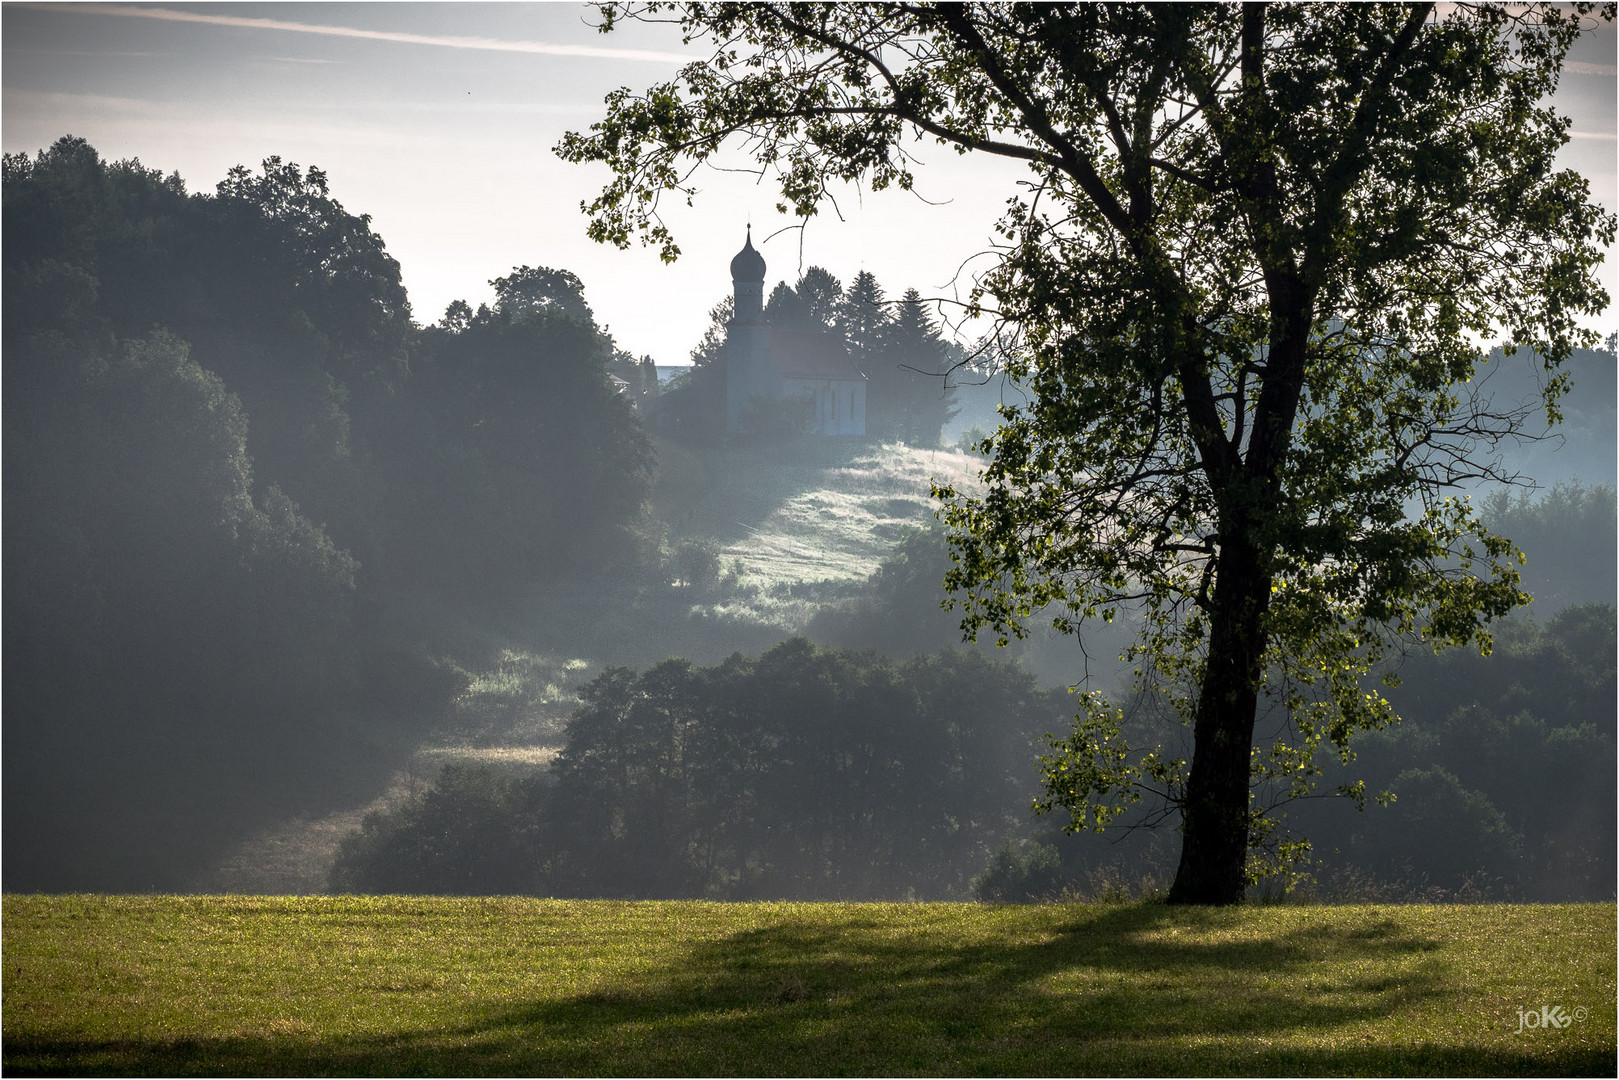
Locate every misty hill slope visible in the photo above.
<box><xmin>656</xmin><ymin>436</ymin><xmax>982</xmax><ymax>586</ymax></box>
<box><xmin>476</xmin><ymin>435</ymin><xmax>997</xmax><ymax>659</ymax></box>
<box><xmin>194</xmin><ymin>438</ymin><xmax>986</xmax><ymax>893</ymax></box>
<box><xmin>473</xmin><ymin>437</ymin><xmax>986</xmax><ymax>670</ymax></box>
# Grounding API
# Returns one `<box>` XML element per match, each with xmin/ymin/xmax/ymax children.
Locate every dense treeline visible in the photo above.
<box><xmin>1321</xmin><ymin>602</ymin><xmax>1616</xmax><ymax>898</ymax></box>
<box><xmin>331</xmin><ymin>641</ymin><xmax>1066</xmax><ymax>899</ymax></box>
<box><xmin>332</xmin><ymin>615</ymin><xmax>1616</xmax><ymax>904</ymax></box>
<box><xmin>985</xmin><ymin>601</ymin><xmax>1616</xmax><ymax>903</ymax></box>
<box><xmin>1481</xmin><ymin>482</ymin><xmax>1616</xmax><ymax>612</ymax></box>
<box><xmin>3</xmin><ymin>137</ymin><xmax>652</xmax><ymax>889</ymax></box>
<box><xmin>1316</xmin><ymin>483</ymin><xmax>1616</xmax><ymax>899</ymax></box>
<box><xmin>331</xmin><ymin>488</ymin><xmax>1615</xmax><ymax>903</ymax></box>
<box><xmin>387</xmin><ymin>269</ymin><xmax>654</xmax><ymax>597</ymax></box>
<box><xmin>977</xmin><ymin>484</ymin><xmax>1617</xmax><ymax>903</ymax></box>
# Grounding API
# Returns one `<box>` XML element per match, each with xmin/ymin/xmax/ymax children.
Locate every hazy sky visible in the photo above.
<box><xmin>4</xmin><ymin>2</ymin><xmax>1615</xmax><ymax>363</ymax></box>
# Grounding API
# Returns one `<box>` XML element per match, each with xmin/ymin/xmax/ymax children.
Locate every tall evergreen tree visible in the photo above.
<box><xmin>838</xmin><ymin>270</ymin><xmax>890</xmax><ymax>356</ymax></box>
<box><xmin>839</xmin><ymin>271</ymin><xmax>898</xmax><ymax>437</ymax></box>
<box><xmin>888</xmin><ymin>288</ymin><xmax>959</xmax><ymax>446</ymax></box>
<box><xmin>765</xmin><ymin>266</ymin><xmax>844</xmax><ymax>333</ymax></box>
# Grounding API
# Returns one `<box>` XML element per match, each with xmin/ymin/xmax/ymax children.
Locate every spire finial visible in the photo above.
<box><xmin>731</xmin><ymin>223</ymin><xmax>766</xmax><ymax>281</ymax></box>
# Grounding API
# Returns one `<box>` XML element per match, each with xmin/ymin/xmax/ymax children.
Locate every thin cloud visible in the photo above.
<box><xmin>4</xmin><ymin>88</ymin><xmax>159</xmax><ymax>115</ymax></box>
<box><xmin>21</xmin><ymin>3</ymin><xmax>698</xmax><ymax>64</ymax></box>
<box><xmin>1564</xmin><ymin>61</ymin><xmax>1619</xmax><ymax>76</ymax></box>
<box><xmin>2</xmin><ymin>89</ymin><xmax>514</xmax><ymax>155</ymax></box>
<box><xmin>4</xmin><ymin>87</ymin><xmax>596</xmax><ymax>121</ymax></box>
<box><xmin>1</xmin><ymin>47</ymin><xmax>178</xmax><ymax>59</ymax></box>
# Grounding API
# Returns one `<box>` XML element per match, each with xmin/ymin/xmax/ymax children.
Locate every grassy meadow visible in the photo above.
<box><xmin>4</xmin><ymin>895</ymin><xmax>1613</xmax><ymax>1076</ymax></box>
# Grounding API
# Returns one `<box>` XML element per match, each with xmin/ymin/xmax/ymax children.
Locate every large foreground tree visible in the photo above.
<box><xmin>559</xmin><ymin>2</ymin><xmax>1613</xmax><ymax>903</ymax></box>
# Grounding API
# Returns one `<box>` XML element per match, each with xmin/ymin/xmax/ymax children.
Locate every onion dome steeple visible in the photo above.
<box><xmin>730</xmin><ymin>225</ymin><xmax>766</xmax><ymax>282</ymax></box>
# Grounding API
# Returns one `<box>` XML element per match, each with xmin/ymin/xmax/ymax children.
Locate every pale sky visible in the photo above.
<box><xmin>4</xmin><ymin>2</ymin><xmax>1616</xmax><ymax>364</ymax></box>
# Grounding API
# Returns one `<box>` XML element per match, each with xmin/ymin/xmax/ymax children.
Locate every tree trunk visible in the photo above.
<box><xmin>1165</xmin><ymin>276</ymin><xmax>1311</xmax><ymax>905</ymax></box>
<box><xmin>1167</xmin><ymin>532</ymin><xmax>1269</xmax><ymax>905</ymax></box>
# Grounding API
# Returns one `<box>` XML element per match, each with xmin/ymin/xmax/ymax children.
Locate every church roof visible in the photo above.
<box><xmin>730</xmin><ymin>228</ymin><xmax>766</xmax><ymax>282</ymax></box>
<box><xmin>768</xmin><ymin>327</ymin><xmax>866</xmax><ymax>381</ymax></box>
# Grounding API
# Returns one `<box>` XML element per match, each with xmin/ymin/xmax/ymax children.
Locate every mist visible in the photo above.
<box><xmin>5</xmin><ymin>136</ymin><xmax>1614</xmax><ymax>901</ymax></box>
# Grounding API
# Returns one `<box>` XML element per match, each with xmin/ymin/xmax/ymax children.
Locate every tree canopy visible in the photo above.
<box><xmin>332</xmin><ymin>640</ymin><xmax>1063</xmax><ymax>899</ymax></box>
<box><xmin>3</xmin><ymin>136</ymin><xmax>657</xmax><ymax>889</ymax></box>
<box><xmin>561</xmin><ymin>2</ymin><xmax>1614</xmax><ymax>902</ymax></box>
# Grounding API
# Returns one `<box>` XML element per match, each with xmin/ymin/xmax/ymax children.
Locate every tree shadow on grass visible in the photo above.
<box><xmin>5</xmin><ymin>904</ymin><xmax>1611</xmax><ymax>1077</ymax></box>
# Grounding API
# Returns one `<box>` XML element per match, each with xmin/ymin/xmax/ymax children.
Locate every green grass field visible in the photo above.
<box><xmin>4</xmin><ymin>897</ymin><xmax>1613</xmax><ymax>1076</ymax></box>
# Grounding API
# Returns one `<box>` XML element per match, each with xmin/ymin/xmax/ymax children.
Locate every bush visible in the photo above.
<box><xmin>1344</xmin><ymin>766</ymin><xmax>1521</xmax><ymax>894</ymax></box>
<box><xmin>955</xmin><ymin>424</ymin><xmax>994</xmax><ymax>457</ymax></box>
<box><xmin>330</xmin><ymin>764</ymin><xmax>543</xmax><ymax>895</ymax></box>
<box><xmin>670</xmin><ymin>537</ymin><xmax>723</xmax><ymax>592</ymax></box>
<box><xmin>1292</xmin><ymin>603</ymin><xmax>1616</xmax><ymax>900</ymax></box>
<box><xmin>973</xmin><ymin>842</ymin><xmax>1069</xmax><ymax>902</ymax></box>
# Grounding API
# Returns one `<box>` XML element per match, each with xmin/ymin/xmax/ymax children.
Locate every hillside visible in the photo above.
<box><xmin>185</xmin><ymin>426</ymin><xmax>1619</xmax><ymax>898</ymax></box>
<box><xmin>191</xmin><ymin>439</ymin><xmax>988</xmax><ymax>893</ymax></box>
<box><xmin>656</xmin><ymin>436</ymin><xmax>983</xmax><ymax>615</ymax></box>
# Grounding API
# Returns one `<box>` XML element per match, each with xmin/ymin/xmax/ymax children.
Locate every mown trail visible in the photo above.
<box><xmin>4</xmin><ymin>896</ymin><xmax>1613</xmax><ymax>1076</ymax></box>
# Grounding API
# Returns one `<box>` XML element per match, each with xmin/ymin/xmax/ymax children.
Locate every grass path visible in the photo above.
<box><xmin>4</xmin><ymin>896</ymin><xmax>1613</xmax><ymax>1076</ymax></box>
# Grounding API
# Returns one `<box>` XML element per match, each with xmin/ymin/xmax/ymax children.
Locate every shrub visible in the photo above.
<box><xmin>329</xmin><ymin>764</ymin><xmax>543</xmax><ymax>895</ymax></box>
<box><xmin>973</xmin><ymin>842</ymin><xmax>1070</xmax><ymax>902</ymax></box>
<box><xmin>670</xmin><ymin>537</ymin><xmax>723</xmax><ymax>592</ymax></box>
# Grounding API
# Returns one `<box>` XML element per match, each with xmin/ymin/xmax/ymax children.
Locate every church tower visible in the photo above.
<box><xmin>720</xmin><ymin>226</ymin><xmax>865</xmax><ymax>437</ymax></box>
<box><xmin>726</xmin><ymin>227</ymin><xmax>769</xmax><ymax>432</ymax></box>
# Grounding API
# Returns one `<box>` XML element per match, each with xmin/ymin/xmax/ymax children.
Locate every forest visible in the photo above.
<box><xmin>4</xmin><ymin>135</ymin><xmax>1615</xmax><ymax>901</ymax></box>
<box><xmin>4</xmin><ymin>137</ymin><xmax>652</xmax><ymax>888</ymax></box>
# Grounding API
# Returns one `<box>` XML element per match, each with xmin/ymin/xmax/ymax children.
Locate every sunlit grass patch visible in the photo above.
<box><xmin>4</xmin><ymin>897</ymin><xmax>1612</xmax><ymax>1077</ymax></box>
<box><xmin>411</xmin><ymin>746</ymin><xmax>558</xmax><ymax>771</ymax></box>
<box><xmin>450</xmin><ymin>650</ymin><xmax>589</xmax><ymax>746</ymax></box>
<box><xmin>701</xmin><ymin>441</ymin><xmax>983</xmax><ymax>601</ymax></box>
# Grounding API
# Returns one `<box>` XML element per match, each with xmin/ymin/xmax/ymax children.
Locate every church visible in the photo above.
<box><xmin>725</xmin><ymin>229</ymin><xmax>866</xmax><ymax>436</ymax></box>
